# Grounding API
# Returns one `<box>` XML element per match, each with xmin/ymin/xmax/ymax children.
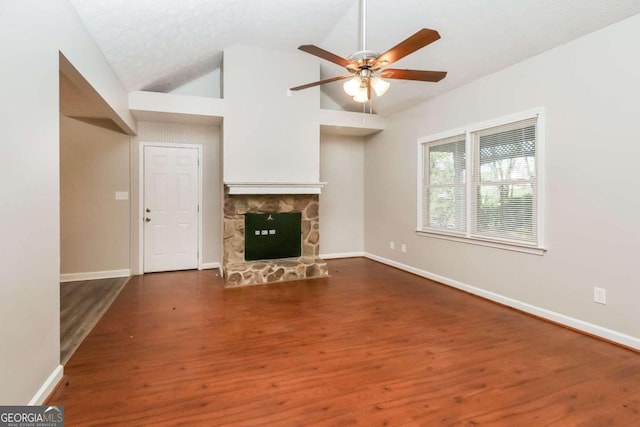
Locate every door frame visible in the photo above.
<box><xmin>138</xmin><ymin>141</ymin><xmax>203</xmax><ymax>273</ymax></box>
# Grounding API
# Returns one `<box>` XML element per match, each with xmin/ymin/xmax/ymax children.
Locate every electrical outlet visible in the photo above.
<box><xmin>401</xmin><ymin>244</ymin><xmax>407</xmax><ymax>253</ymax></box>
<box><xmin>389</xmin><ymin>241</ymin><xmax>395</xmax><ymax>250</ymax></box>
<box><xmin>593</xmin><ymin>287</ymin><xmax>606</xmax><ymax>305</ymax></box>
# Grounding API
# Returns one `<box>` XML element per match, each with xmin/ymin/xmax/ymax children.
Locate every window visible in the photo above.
<box><xmin>418</xmin><ymin>110</ymin><xmax>544</xmax><ymax>253</ymax></box>
<box><xmin>423</xmin><ymin>135</ymin><xmax>466</xmax><ymax>233</ymax></box>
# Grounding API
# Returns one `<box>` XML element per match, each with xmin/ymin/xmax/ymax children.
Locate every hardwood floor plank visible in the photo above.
<box><xmin>48</xmin><ymin>259</ymin><xmax>640</xmax><ymax>426</ymax></box>
<box><xmin>60</xmin><ymin>277</ymin><xmax>129</xmax><ymax>364</ymax></box>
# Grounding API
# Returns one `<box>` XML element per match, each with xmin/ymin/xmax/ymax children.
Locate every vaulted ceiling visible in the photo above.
<box><xmin>69</xmin><ymin>0</ymin><xmax>640</xmax><ymax>116</ymax></box>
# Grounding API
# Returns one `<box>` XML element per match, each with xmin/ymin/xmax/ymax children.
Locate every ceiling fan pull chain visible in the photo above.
<box><xmin>362</xmin><ymin>102</ymin><xmax>366</xmax><ymax>123</ymax></box>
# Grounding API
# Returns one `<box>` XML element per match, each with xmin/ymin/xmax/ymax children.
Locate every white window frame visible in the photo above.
<box><xmin>417</xmin><ymin>108</ymin><xmax>546</xmax><ymax>255</ymax></box>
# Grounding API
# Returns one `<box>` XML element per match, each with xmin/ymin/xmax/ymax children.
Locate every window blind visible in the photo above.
<box><xmin>471</xmin><ymin>117</ymin><xmax>538</xmax><ymax>244</ymax></box>
<box><xmin>423</xmin><ymin>135</ymin><xmax>466</xmax><ymax>233</ymax></box>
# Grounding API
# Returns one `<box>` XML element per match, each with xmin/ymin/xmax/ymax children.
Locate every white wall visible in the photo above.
<box><xmin>223</xmin><ymin>45</ymin><xmax>320</xmax><ymax>184</ymax></box>
<box><xmin>60</xmin><ymin>116</ymin><xmax>131</xmax><ymax>276</ymax></box>
<box><xmin>319</xmin><ymin>134</ymin><xmax>365</xmax><ymax>256</ymax></box>
<box><xmin>0</xmin><ymin>0</ymin><xmax>134</xmax><ymax>404</ymax></box>
<box><xmin>130</xmin><ymin>121</ymin><xmax>222</xmax><ymax>274</ymax></box>
<box><xmin>170</xmin><ymin>69</ymin><xmax>221</xmax><ymax>98</ymax></box>
<box><xmin>364</xmin><ymin>14</ymin><xmax>640</xmax><ymax>346</ymax></box>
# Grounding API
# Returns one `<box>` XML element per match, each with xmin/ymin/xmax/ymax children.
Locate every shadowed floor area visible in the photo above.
<box><xmin>60</xmin><ymin>277</ymin><xmax>129</xmax><ymax>364</ymax></box>
<box><xmin>49</xmin><ymin>258</ymin><xmax>640</xmax><ymax>425</ymax></box>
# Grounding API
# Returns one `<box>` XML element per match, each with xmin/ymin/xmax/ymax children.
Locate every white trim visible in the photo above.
<box><xmin>415</xmin><ymin>230</ymin><xmax>547</xmax><ymax>255</ymax></box>
<box><xmin>139</xmin><ymin>142</ymin><xmax>203</xmax><ymax>274</ymax></box>
<box><xmin>197</xmin><ymin>145</ymin><xmax>204</xmax><ymax>271</ymax></box>
<box><xmin>536</xmin><ymin>111</ymin><xmax>547</xmax><ymax>249</ymax></box>
<box><xmin>225</xmin><ymin>182</ymin><xmax>326</xmax><ymax>195</ymax></box>
<box><xmin>364</xmin><ymin>253</ymin><xmax>640</xmax><ymax>351</ymax></box>
<box><xmin>416</xmin><ymin>139</ymin><xmax>424</xmax><ymax>230</ymax></box>
<box><xmin>465</xmin><ymin>108</ymin><xmax>545</xmax><ymax>133</ymax></box>
<box><xmin>417</xmin><ymin>126</ymin><xmax>469</xmax><ymax>145</ymax></box>
<box><xmin>200</xmin><ymin>262</ymin><xmax>221</xmax><ymax>270</ymax></box>
<box><xmin>29</xmin><ymin>365</ymin><xmax>63</xmax><ymax>405</ymax></box>
<box><xmin>465</xmin><ymin>130</ymin><xmax>472</xmax><ymax>234</ymax></box>
<box><xmin>320</xmin><ymin>252</ymin><xmax>365</xmax><ymax>259</ymax></box>
<box><xmin>138</xmin><ymin>142</ymin><xmax>144</xmax><ymax>274</ymax></box>
<box><xmin>60</xmin><ymin>269</ymin><xmax>131</xmax><ymax>283</ymax></box>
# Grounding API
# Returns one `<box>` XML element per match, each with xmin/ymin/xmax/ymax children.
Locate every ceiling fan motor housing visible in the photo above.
<box><xmin>347</xmin><ymin>50</ymin><xmax>381</xmax><ymax>72</ymax></box>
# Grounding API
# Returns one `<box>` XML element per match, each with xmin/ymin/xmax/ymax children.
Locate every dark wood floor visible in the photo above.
<box><xmin>48</xmin><ymin>258</ymin><xmax>640</xmax><ymax>426</ymax></box>
<box><xmin>60</xmin><ymin>277</ymin><xmax>129</xmax><ymax>364</ymax></box>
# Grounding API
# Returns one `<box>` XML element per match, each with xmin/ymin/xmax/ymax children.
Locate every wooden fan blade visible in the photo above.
<box><xmin>298</xmin><ymin>45</ymin><xmax>352</xmax><ymax>68</ymax></box>
<box><xmin>289</xmin><ymin>75</ymin><xmax>352</xmax><ymax>91</ymax></box>
<box><xmin>374</xmin><ymin>29</ymin><xmax>441</xmax><ymax>68</ymax></box>
<box><xmin>381</xmin><ymin>69</ymin><xmax>447</xmax><ymax>82</ymax></box>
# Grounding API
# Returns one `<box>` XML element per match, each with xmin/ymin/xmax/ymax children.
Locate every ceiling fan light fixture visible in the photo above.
<box><xmin>353</xmin><ymin>86</ymin><xmax>369</xmax><ymax>103</ymax></box>
<box><xmin>371</xmin><ymin>76</ymin><xmax>390</xmax><ymax>97</ymax></box>
<box><xmin>343</xmin><ymin>77</ymin><xmax>361</xmax><ymax>96</ymax></box>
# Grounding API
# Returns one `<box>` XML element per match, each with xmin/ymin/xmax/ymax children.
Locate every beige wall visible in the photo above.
<box><xmin>130</xmin><ymin>121</ymin><xmax>222</xmax><ymax>274</ymax></box>
<box><xmin>60</xmin><ymin>116</ymin><xmax>130</xmax><ymax>275</ymax></box>
<box><xmin>319</xmin><ymin>134</ymin><xmax>365</xmax><ymax>256</ymax></box>
<box><xmin>0</xmin><ymin>0</ymin><xmax>133</xmax><ymax>404</ymax></box>
<box><xmin>364</xmin><ymin>14</ymin><xmax>640</xmax><ymax>346</ymax></box>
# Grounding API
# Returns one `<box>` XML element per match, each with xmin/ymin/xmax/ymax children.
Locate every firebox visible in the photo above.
<box><xmin>244</xmin><ymin>212</ymin><xmax>302</xmax><ymax>261</ymax></box>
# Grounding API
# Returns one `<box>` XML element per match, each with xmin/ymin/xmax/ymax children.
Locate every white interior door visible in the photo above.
<box><xmin>144</xmin><ymin>145</ymin><xmax>199</xmax><ymax>273</ymax></box>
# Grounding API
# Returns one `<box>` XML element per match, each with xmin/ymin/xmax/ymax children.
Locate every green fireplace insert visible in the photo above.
<box><xmin>244</xmin><ymin>212</ymin><xmax>302</xmax><ymax>261</ymax></box>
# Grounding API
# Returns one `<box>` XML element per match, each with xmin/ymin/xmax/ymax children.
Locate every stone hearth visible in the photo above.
<box><xmin>223</xmin><ymin>191</ymin><xmax>328</xmax><ymax>287</ymax></box>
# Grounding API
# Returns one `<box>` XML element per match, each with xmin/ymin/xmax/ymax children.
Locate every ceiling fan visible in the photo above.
<box><xmin>290</xmin><ymin>0</ymin><xmax>447</xmax><ymax>103</ymax></box>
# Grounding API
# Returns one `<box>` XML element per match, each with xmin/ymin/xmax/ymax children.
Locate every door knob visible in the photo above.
<box><xmin>144</xmin><ymin>217</ymin><xmax>151</xmax><ymax>222</ymax></box>
<box><xmin>146</xmin><ymin>208</ymin><xmax>151</xmax><ymax>213</ymax></box>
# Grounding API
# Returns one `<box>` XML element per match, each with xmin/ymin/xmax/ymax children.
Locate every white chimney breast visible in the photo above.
<box><xmin>223</xmin><ymin>45</ymin><xmax>321</xmax><ymax>188</ymax></box>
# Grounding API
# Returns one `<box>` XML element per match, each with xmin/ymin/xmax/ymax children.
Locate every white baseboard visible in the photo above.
<box><xmin>200</xmin><ymin>262</ymin><xmax>220</xmax><ymax>270</ymax></box>
<box><xmin>60</xmin><ymin>269</ymin><xmax>131</xmax><ymax>283</ymax></box>
<box><xmin>29</xmin><ymin>365</ymin><xmax>63</xmax><ymax>405</ymax></box>
<box><xmin>364</xmin><ymin>252</ymin><xmax>640</xmax><ymax>351</ymax></box>
<box><xmin>320</xmin><ymin>252</ymin><xmax>365</xmax><ymax>259</ymax></box>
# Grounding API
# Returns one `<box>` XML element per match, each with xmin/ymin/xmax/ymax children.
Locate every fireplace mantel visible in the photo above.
<box><xmin>225</xmin><ymin>182</ymin><xmax>326</xmax><ymax>195</ymax></box>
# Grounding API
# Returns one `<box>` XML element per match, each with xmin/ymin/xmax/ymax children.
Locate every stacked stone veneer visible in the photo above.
<box><xmin>223</xmin><ymin>191</ymin><xmax>328</xmax><ymax>287</ymax></box>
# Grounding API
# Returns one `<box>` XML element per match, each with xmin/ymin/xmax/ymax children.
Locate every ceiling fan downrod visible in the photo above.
<box><xmin>350</xmin><ymin>0</ymin><xmax>379</xmax><ymax>67</ymax></box>
<box><xmin>360</xmin><ymin>0</ymin><xmax>367</xmax><ymax>52</ymax></box>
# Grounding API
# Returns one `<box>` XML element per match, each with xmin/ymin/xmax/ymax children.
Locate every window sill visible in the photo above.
<box><xmin>415</xmin><ymin>230</ymin><xmax>547</xmax><ymax>255</ymax></box>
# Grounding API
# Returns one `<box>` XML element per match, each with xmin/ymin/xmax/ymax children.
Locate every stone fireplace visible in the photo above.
<box><xmin>220</xmin><ymin>47</ymin><xmax>325</xmax><ymax>287</ymax></box>
<box><xmin>222</xmin><ymin>189</ymin><xmax>328</xmax><ymax>287</ymax></box>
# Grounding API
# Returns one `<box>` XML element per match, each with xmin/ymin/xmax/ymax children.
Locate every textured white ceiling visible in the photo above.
<box><xmin>69</xmin><ymin>0</ymin><xmax>640</xmax><ymax>116</ymax></box>
<box><xmin>69</xmin><ymin>0</ymin><xmax>355</xmax><ymax>92</ymax></box>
